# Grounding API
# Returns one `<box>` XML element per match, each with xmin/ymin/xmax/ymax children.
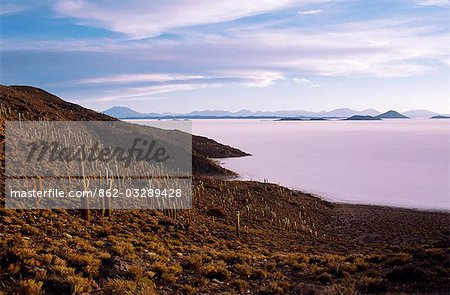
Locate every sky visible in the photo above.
<box><xmin>0</xmin><ymin>0</ymin><xmax>449</xmax><ymax>113</ymax></box>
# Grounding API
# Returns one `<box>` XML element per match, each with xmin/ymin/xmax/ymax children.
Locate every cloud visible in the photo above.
<box><xmin>94</xmin><ymin>83</ymin><xmax>220</xmax><ymax>101</ymax></box>
<box><xmin>215</xmin><ymin>70</ymin><xmax>284</xmax><ymax>87</ymax></box>
<box><xmin>298</xmin><ymin>9</ymin><xmax>323</xmax><ymax>15</ymax></box>
<box><xmin>78</xmin><ymin>70</ymin><xmax>284</xmax><ymax>101</ymax></box>
<box><xmin>293</xmin><ymin>78</ymin><xmax>320</xmax><ymax>87</ymax></box>
<box><xmin>4</xmin><ymin>16</ymin><xmax>447</xmax><ymax>80</ymax></box>
<box><xmin>208</xmin><ymin>17</ymin><xmax>449</xmax><ymax>77</ymax></box>
<box><xmin>76</xmin><ymin>74</ymin><xmax>206</xmax><ymax>84</ymax></box>
<box><xmin>77</xmin><ymin>70</ymin><xmax>283</xmax><ymax>87</ymax></box>
<box><xmin>54</xmin><ymin>0</ymin><xmax>301</xmax><ymax>38</ymax></box>
<box><xmin>368</xmin><ymin>40</ymin><xmax>390</xmax><ymax>48</ymax></box>
<box><xmin>2</xmin><ymin>1</ymin><xmax>448</xmax><ymax>104</ymax></box>
<box><xmin>3</xmin><ymin>15</ymin><xmax>448</xmax><ymax>79</ymax></box>
<box><xmin>417</xmin><ymin>0</ymin><xmax>450</xmax><ymax>7</ymax></box>
<box><xmin>0</xmin><ymin>4</ymin><xmax>26</xmax><ymax>15</ymax></box>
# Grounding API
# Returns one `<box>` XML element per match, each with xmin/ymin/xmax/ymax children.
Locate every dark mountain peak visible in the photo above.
<box><xmin>345</xmin><ymin>115</ymin><xmax>381</xmax><ymax>121</ymax></box>
<box><xmin>376</xmin><ymin>110</ymin><xmax>409</xmax><ymax>119</ymax></box>
<box><xmin>430</xmin><ymin>115</ymin><xmax>450</xmax><ymax>119</ymax></box>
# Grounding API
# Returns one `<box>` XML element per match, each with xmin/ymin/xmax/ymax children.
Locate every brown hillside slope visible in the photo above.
<box><xmin>0</xmin><ymin>85</ymin><xmax>115</xmax><ymax>121</ymax></box>
<box><xmin>0</xmin><ymin>85</ymin><xmax>248</xmax><ymax>175</ymax></box>
<box><xmin>0</xmin><ymin>85</ymin><xmax>448</xmax><ymax>294</ymax></box>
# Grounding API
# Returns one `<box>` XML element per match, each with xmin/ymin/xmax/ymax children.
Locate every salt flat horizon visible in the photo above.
<box><xmin>188</xmin><ymin>119</ymin><xmax>450</xmax><ymax>211</ymax></box>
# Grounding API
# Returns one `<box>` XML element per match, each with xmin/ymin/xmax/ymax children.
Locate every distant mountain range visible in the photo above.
<box><xmin>103</xmin><ymin>106</ymin><xmax>443</xmax><ymax>119</ymax></box>
<box><xmin>401</xmin><ymin>109</ymin><xmax>439</xmax><ymax>118</ymax></box>
<box><xmin>345</xmin><ymin>110</ymin><xmax>409</xmax><ymax>121</ymax></box>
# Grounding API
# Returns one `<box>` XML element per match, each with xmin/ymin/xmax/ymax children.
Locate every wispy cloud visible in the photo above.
<box><xmin>76</xmin><ymin>74</ymin><xmax>206</xmax><ymax>84</ymax></box>
<box><xmin>0</xmin><ymin>4</ymin><xmax>26</xmax><ymax>15</ymax></box>
<box><xmin>298</xmin><ymin>9</ymin><xmax>323</xmax><ymax>15</ymax></box>
<box><xmin>3</xmin><ymin>15</ymin><xmax>448</xmax><ymax>79</ymax></box>
<box><xmin>94</xmin><ymin>83</ymin><xmax>219</xmax><ymax>101</ymax></box>
<box><xmin>215</xmin><ymin>70</ymin><xmax>284</xmax><ymax>87</ymax></box>
<box><xmin>77</xmin><ymin>71</ymin><xmax>283</xmax><ymax>87</ymax></box>
<box><xmin>293</xmin><ymin>78</ymin><xmax>320</xmax><ymax>87</ymax></box>
<box><xmin>54</xmin><ymin>0</ymin><xmax>301</xmax><ymax>39</ymax></box>
<box><xmin>77</xmin><ymin>70</ymin><xmax>284</xmax><ymax>101</ymax></box>
<box><xmin>417</xmin><ymin>0</ymin><xmax>450</xmax><ymax>7</ymax></box>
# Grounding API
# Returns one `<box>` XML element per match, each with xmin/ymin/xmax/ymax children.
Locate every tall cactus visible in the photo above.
<box><xmin>236</xmin><ymin>211</ymin><xmax>240</xmax><ymax>238</ymax></box>
<box><xmin>105</xmin><ymin>168</ymin><xmax>112</xmax><ymax>218</ymax></box>
<box><xmin>80</xmin><ymin>158</ymin><xmax>90</xmax><ymax>221</ymax></box>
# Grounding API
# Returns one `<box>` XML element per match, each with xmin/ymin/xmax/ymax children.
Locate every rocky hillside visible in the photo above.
<box><xmin>0</xmin><ymin>85</ymin><xmax>248</xmax><ymax>176</ymax></box>
<box><xmin>0</xmin><ymin>86</ymin><xmax>115</xmax><ymax>121</ymax></box>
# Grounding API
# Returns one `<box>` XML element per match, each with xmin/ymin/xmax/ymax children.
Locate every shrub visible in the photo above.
<box><xmin>67</xmin><ymin>276</ymin><xmax>94</xmax><ymax>294</ymax></box>
<box><xmin>102</xmin><ymin>279</ymin><xmax>137</xmax><ymax>294</ymax></box>
<box><xmin>387</xmin><ymin>264</ymin><xmax>425</xmax><ymax>282</ymax></box>
<box><xmin>179</xmin><ymin>284</ymin><xmax>197</xmax><ymax>295</ymax></box>
<box><xmin>353</xmin><ymin>257</ymin><xmax>368</xmax><ymax>271</ymax></box>
<box><xmin>219</xmin><ymin>251</ymin><xmax>252</xmax><ymax>265</ymax></box>
<box><xmin>357</xmin><ymin>276</ymin><xmax>387</xmax><ymax>293</ymax></box>
<box><xmin>201</xmin><ymin>262</ymin><xmax>231</xmax><ymax>281</ymax></box>
<box><xmin>7</xmin><ymin>263</ymin><xmax>20</xmax><ymax>274</ymax></box>
<box><xmin>43</xmin><ymin>276</ymin><xmax>93</xmax><ymax>294</ymax></box>
<box><xmin>251</xmin><ymin>268</ymin><xmax>269</xmax><ymax>279</ymax></box>
<box><xmin>111</xmin><ymin>241</ymin><xmax>135</xmax><ymax>256</ymax></box>
<box><xmin>39</xmin><ymin>253</ymin><xmax>54</xmax><ymax>266</ymax></box>
<box><xmin>15</xmin><ymin>247</ymin><xmax>37</xmax><ymax>260</ymax></box>
<box><xmin>366</xmin><ymin>255</ymin><xmax>384</xmax><ymax>264</ymax></box>
<box><xmin>261</xmin><ymin>281</ymin><xmax>285</xmax><ymax>294</ymax></box>
<box><xmin>206</xmin><ymin>207</ymin><xmax>226</xmax><ymax>218</ymax></box>
<box><xmin>95</xmin><ymin>225</ymin><xmax>113</xmax><ymax>237</ymax></box>
<box><xmin>128</xmin><ymin>264</ymin><xmax>145</xmax><ymax>279</ymax></box>
<box><xmin>18</xmin><ymin>279</ymin><xmax>43</xmax><ymax>295</ymax></box>
<box><xmin>424</xmin><ymin>248</ymin><xmax>447</xmax><ymax>261</ymax></box>
<box><xmin>234</xmin><ymin>263</ymin><xmax>253</xmax><ymax>277</ymax></box>
<box><xmin>51</xmin><ymin>265</ymin><xmax>75</xmax><ymax>276</ymax></box>
<box><xmin>327</xmin><ymin>281</ymin><xmax>358</xmax><ymax>295</ymax></box>
<box><xmin>231</xmin><ymin>279</ymin><xmax>249</xmax><ymax>291</ymax></box>
<box><xmin>317</xmin><ymin>272</ymin><xmax>332</xmax><ymax>284</ymax></box>
<box><xmin>292</xmin><ymin>262</ymin><xmax>308</xmax><ymax>272</ymax></box>
<box><xmin>150</xmin><ymin>261</ymin><xmax>182</xmax><ymax>283</ymax></box>
<box><xmin>51</xmin><ymin>256</ymin><xmax>67</xmax><ymax>266</ymax></box>
<box><xmin>181</xmin><ymin>253</ymin><xmax>207</xmax><ymax>270</ymax></box>
<box><xmin>385</xmin><ymin>253</ymin><xmax>412</xmax><ymax>266</ymax></box>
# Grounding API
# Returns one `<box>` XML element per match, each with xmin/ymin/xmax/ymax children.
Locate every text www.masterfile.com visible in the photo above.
<box><xmin>9</xmin><ymin>187</ymin><xmax>184</xmax><ymax>199</ymax></box>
